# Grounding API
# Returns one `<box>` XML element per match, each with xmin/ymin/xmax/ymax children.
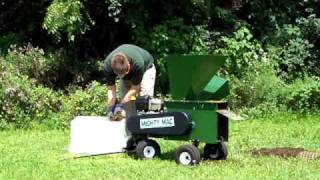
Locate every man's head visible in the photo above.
<box><xmin>111</xmin><ymin>53</ymin><xmax>131</xmax><ymax>78</ymax></box>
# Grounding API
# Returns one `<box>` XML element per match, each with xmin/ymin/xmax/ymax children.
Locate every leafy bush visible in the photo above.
<box><xmin>270</xmin><ymin>25</ymin><xmax>316</xmax><ymax>81</ymax></box>
<box><xmin>1</xmin><ymin>47</ymin><xmax>106</xmax><ymax>130</ymax></box>
<box><xmin>297</xmin><ymin>14</ymin><xmax>320</xmax><ymax>43</ymax></box>
<box><xmin>4</xmin><ymin>44</ymin><xmax>103</xmax><ymax>89</ymax></box>
<box><xmin>0</xmin><ymin>72</ymin><xmax>106</xmax><ymax>130</ymax></box>
<box><xmin>5</xmin><ymin>44</ymin><xmax>62</xmax><ymax>87</ymax></box>
<box><xmin>215</xmin><ymin>26</ymin><xmax>293</xmax><ymax>116</ymax></box>
<box><xmin>296</xmin><ymin>15</ymin><xmax>320</xmax><ymax>77</ymax></box>
<box><xmin>0</xmin><ymin>71</ymin><xmax>61</xmax><ymax>129</ymax></box>
<box><xmin>238</xmin><ymin>102</ymin><xmax>285</xmax><ymax>119</ymax></box>
<box><xmin>280</xmin><ymin>77</ymin><xmax>320</xmax><ymax>113</ymax></box>
<box><xmin>215</xmin><ymin>25</ymin><xmax>265</xmax><ymax>78</ymax></box>
<box><xmin>55</xmin><ymin>81</ymin><xmax>106</xmax><ymax>129</ymax></box>
<box><xmin>0</xmin><ymin>74</ymin><xmax>31</xmax><ymax>129</ymax></box>
<box><xmin>217</xmin><ymin>24</ymin><xmax>320</xmax><ymax>117</ymax></box>
<box><xmin>228</xmin><ymin>59</ymin><xmax>284</xmax><ymax>110</ymax></box>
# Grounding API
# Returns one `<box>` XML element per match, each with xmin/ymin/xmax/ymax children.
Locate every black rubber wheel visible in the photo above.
<box><xmin>203</xmin><ymin>142</ymin><xmax>228</xmax><ymax>160</ymax></box>
<box><xmin>175</xmin><ymin>144</ymin><xmax>201</xmax><ymax>165</ymax></box>
<box><xmin>125</xmin><ymin>137</ymin><xmax>138</xmax><ymax>156</ymax></box>
<box><xmin>126</xmin><ymin>137</ymin><xmax>136</xmax><ymax>150</ymax></box>
<box><xmin>135</xmin><ymin>139</ymin><xmax>161</xmax><ymax>159</ymax></box>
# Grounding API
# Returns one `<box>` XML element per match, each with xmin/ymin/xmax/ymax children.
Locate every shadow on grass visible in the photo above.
<box><xmin>158</xmin><ymin>149</ymin><xmax>238</xmax><ymax>165</ymax></box>
<box><xmin>158</xmin><ymin>150</ymin><xmax>176</xmax><ymax>161</ymax></box>
<box><xmin>126</xmin><ymin>149</ymin><xmax>176</xmax><ymax>162</ymax></box>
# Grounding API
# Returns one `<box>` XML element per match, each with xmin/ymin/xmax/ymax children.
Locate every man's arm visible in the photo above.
<box><xmin>107</xmin><ymin>85</ymin><xmax>117</xmax><ymax>107</ymax></box>
<box><xmin>121</xmin><ymin>84</ymin><xmax>140</xmax><ymax>104</ymax></box>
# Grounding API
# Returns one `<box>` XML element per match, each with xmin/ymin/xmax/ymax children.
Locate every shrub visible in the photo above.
<box><xmin>215</xmin><ymin>25</ymin><xmax>265</xmax><ymax>78</ymax></box>
<box><xmin>280</xmin><ymin>77</ymin><xmax>320</xmax><ymax>113</ymax></box>
<box><xmin>216</xmin><ymin>24</ymin><xmax>320</xmax><ymax>116</ymax></box>
<box><xmin>5</xmin><ymin>44</ymin><xmax>62</xmax><ymax>87</ymax></box>
<box><xmin>4</xmin><ymin>44</ymin><xmax>102</xmax><ymax>89</ymax></box>
<box><xmin>1</xmin><ymin>45</ymin><xmax>107</xmax><ymax>130</ymax></box>
<box><xmin>228</xmin><ymin>59</ymin><xmax>284</xmax><ymax>110</ymax></box>
<box><xmin>0</xmin><ymin>72</ymin><xmax>62</xmax><ymax>129</ymax></box>
<box><xmin>270</xmin><ymin>25</ymin><xmax>316</xmax><ymax>81</ymax></box>
<box><xmin>0</xmin><ymin>73</ymin><xmax>106</xmax><ymax>130</ymax></box>
<box><xmin>213</xmin><ymin>25</ymin><xmax>285</xmax><ymax>116</ymax></box>
<box><xmin>296</xmin><ymin>15</ymin><xmax>320</xmax><ymax>77</ymax></box>
<box><xmin>55</xmin><ymin>81</ymin><xmax>106</xmax><ymax>129</ymax></box>
<box><xmin>238</xmin><ymin>102</ymin><xmax>285</xmax><ymax>119</ymax></box>
<box><xmin>297</xmin><ymin>15</ymin><xmax>320</xmax><ymax>47</ymax></box>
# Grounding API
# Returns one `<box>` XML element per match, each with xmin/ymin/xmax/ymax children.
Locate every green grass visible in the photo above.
<box><xmin>0</xmin><ymin>113</ymin><xmax>319</xmax><ymax>180</ymax></box>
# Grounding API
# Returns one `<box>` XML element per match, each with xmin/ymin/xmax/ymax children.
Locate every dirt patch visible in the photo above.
<box><xmin>251</xmin><ymin>147</ymin><xmax>320</xmax><ymax>160</ymax></box>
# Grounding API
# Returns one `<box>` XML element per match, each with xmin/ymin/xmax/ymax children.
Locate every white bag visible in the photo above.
<box><xmin>68</xmin><ymin>116</ymin><xmax>129</xmax><ymax>156</ymax></box>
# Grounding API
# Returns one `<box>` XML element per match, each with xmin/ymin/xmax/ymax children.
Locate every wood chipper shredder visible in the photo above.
<box><xmin>125</xmin><ymin>55</ymin><xmax>230</xmax><ymax>165</ymax></box>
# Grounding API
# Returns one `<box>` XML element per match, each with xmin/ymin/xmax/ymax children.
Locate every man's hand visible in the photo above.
<box><xmin>113</xmin><ymin>103</ymin><xmax>126</xmax><ymax>121</ymax></box>
<box><xmin>107</xmin><ymin>105</ymin><xmax>115</xmax><ymax>120</ymax></box>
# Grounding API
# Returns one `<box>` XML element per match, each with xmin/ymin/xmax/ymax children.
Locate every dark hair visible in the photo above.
<box><xmin>111</xmin><ymin>53</ymin><xmax>129</xmax><ymax>75</ymax></box>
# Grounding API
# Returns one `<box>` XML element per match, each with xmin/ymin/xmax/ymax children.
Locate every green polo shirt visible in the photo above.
<box><xmin>104</xmin><ymin>44</ymin><xmax>154</xmax><ymax>86</ymax></box>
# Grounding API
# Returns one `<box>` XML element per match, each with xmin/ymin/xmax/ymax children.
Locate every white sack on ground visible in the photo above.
<box><xmin>68</xmin><ymin>116</ymin><xmax>129</xmax><ymax>156</ymax></box>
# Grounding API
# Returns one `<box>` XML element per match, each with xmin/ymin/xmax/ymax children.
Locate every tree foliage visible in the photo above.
<box><xmin>1</xmin><ymin>0</ymin><xmax>320</xmax><ymax>127</ymax></box>
<box><xmin>43</xmin><ymin>0</ymin><xmax>93</xmax><ymax>42</ymax></box>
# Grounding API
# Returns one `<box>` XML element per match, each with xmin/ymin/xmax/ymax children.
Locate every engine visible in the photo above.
<box><xmin>135</xmin><ymin>96</ymin><xmax>163</xmax><ymax>112</ymax></box>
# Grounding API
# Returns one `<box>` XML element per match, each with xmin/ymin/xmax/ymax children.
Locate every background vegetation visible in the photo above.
<box><xmin>1</xmin><ymin>0</ymin><xmax>320</xmax><ymax>129</ymax></box>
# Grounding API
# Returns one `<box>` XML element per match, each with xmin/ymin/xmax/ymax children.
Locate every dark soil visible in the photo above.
<box><xmin>251</xmin><ymin>147</ymin><xmax>319</xmax><ymax>160</ymax></box>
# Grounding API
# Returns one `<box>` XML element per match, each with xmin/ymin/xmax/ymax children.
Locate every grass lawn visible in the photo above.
<box><xmin>0</xmin><ymin>113</ymin><xmax>319</xmax><ymax>180</ymax></box>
